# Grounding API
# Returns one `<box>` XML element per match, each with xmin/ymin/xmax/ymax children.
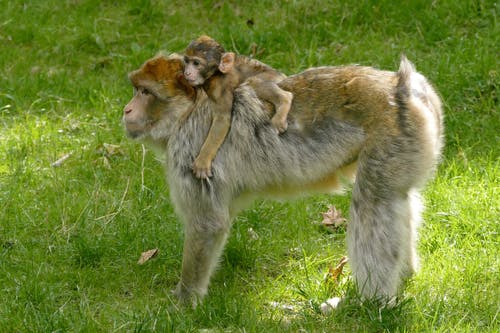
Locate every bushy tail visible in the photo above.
<box><xmin>396</xmin><ymin>54</ymin><xmax>444</xmax><ymax>165</ymax></box>
<box><xmin>347</xmin><ymin>55</ymin><xmax>444</xmax><ymax>303</ymax></box>
<box><xmin>395</xmin><ymin>55</ymin><xmax>415</xmax><ymax>107</ymax></box>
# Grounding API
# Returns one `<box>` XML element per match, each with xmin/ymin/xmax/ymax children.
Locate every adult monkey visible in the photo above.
<box><xmin>123</xmin><ymin>53</ymin><xmax>443</xmax><ymax>308</ymax></box>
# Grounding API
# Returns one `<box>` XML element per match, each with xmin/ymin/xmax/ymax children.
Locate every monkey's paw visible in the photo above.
<box><xmin>172</xmin><ymin>284</ymin><xmax>200</xmax><ymax>309</ymax></box>
<box><xmin>192</xmin><ymin>158</ymin><xmax>213</xmax><ymax>179</ymax></box>
<box><xmin>271</xmin><ymin>116</ymin><xmax>288</xmax><ymax>134</ymax></box>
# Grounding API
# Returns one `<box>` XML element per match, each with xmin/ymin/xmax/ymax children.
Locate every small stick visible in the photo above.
<box><xmin>51</xmin><ymin>153</ymin><xmax>72</xmax><ymax>167</ymax></box>
<box><xmin>141</xmin><ymin>144</ymin><xmax>146</xmax><ymax>192</ymax></box>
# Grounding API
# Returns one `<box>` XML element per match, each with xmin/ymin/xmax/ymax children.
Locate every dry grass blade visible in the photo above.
<box><xmin>51</xmin><ymin>153</ymin><xmax>72</xmax><ymax>167</ymax></box>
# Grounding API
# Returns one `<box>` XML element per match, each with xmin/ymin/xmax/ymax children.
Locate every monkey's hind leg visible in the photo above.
<box><xmin>347</xmin><ymin>155</ymin><xmax>421</xmax><ymax>303</ymax></box>
<box><xmin>403</xmin><ymin>189</ymin><xmax>423</xmax><ymax>278</ymax></box>
<box><xmin>248</xmin><ymin>78</ymin><xmax>293</xmax><ymax>134</ymax></box>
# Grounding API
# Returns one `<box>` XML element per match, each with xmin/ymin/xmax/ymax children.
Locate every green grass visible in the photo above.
<box><xmin>0</xmin><ymin>0</ymin><xmax>498</xmax><ymax>331</ymax></box>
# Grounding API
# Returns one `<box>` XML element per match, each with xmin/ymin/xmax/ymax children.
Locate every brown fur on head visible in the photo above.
<box><xmin>128</xmin><ymin>54</ymin><xmax>195</xmax><ymax>100</ymax></box>
<box><xmin>185</xmin><ymin>35</ymin><xmax>226</xmax><ymax>65</ymax></box>
<box><xmin>123</xmin><ymin>54</ymin><xmax>197</xmax><ymax>140</ymax></box>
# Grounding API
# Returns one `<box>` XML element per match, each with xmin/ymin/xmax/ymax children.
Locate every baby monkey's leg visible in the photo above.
<box><xmin>248</xmin><ymin>77</ymin><xmax>293</xmax><ymax>134</ymax></box>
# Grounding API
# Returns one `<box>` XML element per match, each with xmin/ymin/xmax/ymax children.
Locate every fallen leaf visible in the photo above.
<box><xmin>325</xmin><ymin>256</ymin><xmax>349</xmax><ymax>284</ymax></box>
<box><xmin>321</xmin><ymin>205</ymin><xmax>347</xmax><ymax>229</ymax></box>
<box><xmin>137</xmin><ymin>248</ymin><xmax>159</xmax><ymax>265</ymax></box>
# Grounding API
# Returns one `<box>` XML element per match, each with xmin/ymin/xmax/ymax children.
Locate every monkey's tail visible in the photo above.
<box><xmin>395</xmin><ymin>54</ymin><xmax>415</xmax><ymax>103</ymax></box>
<box><xmin>396</xmin><ymin>54</ymin><xmax>444</xmax><ymax>148</ymax></box>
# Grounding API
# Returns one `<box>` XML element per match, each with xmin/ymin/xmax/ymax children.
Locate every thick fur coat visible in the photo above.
<box><xmin>123</xmin><ymin>54</ymin><xmax>443</xmax><ymax>306</ymax></box>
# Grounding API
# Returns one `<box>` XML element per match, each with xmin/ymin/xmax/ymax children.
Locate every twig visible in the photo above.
<box><xmin>96</xmin><ymin>178</ymin><xmax>130</xmax><ymax>224</ymax></box>
<box><xmin>51</xmin><ymin>153</ymin><xmax>72</xmax><ymax>167</ymax></box>
<box><xmin>141</xmin><ymin>144</ymin><xmax>146</xmax><ymax>192</ymax></box>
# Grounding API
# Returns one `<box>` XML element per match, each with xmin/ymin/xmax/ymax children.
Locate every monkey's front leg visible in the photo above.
<box><xmin>173</xmin><ymin>215</ymin><xmax>230</xmax><ymax>307</ymax></box>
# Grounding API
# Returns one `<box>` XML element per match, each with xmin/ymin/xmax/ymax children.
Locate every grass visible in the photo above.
<box><xmin>0</xmin><ymin>0</ymin><xmax>498</xmax><ymax>331</ymax></box>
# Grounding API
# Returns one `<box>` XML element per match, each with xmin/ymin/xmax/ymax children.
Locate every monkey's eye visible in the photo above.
<box><xmin>193</xmin><ymin>59</ymin><xmax>200</xmax><ymax>66</ymax></box>
<box><xmin>141</xmin><ymin>88</ymin><xmax>151</xmax><ymax>95</ymax></box>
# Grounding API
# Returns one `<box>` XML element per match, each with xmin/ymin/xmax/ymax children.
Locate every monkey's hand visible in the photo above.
<box><xmin>271</xmin><ymin>115</ymin><xmax>288</xmax><ymax>134</ymax></box>
<box><xmin>192</xmin><ymin>156</ymin><xmax>213</xmax><ymax>179</ymax></box>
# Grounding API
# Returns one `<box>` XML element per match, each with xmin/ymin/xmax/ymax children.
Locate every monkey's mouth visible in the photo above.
<box><xmin>125</xmin><ymin>129</ymin><xmax>141</xmax><ymax>139</ymax></box>
<box><xmin>123</xmin><ymin>119</ymin><xmax>154</xmax><ymax>139</ymax></box>
<box><xmin>185</xmin><ymin>77</ymin><xmax>203</xmax><ymax>86</ymax></box>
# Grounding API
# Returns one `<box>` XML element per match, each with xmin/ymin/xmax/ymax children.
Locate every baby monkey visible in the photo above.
<box><xmin>183</xmin><ymin>35</ymin><xmax>293</xmax><ymax>179</ymax></box>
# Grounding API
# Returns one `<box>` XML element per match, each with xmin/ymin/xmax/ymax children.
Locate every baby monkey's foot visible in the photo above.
<box><xmin>192</xmin><ymin>157</ymin><xmax>213</xmax><ymax>179</ymax></box>
<box><xmin>271</xmin><ymin>115</ymin><xmax>288</xmax><ymax>134</ymax></box>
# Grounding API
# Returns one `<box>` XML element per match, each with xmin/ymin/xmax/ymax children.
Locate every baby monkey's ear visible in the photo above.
<box><xmin>219</xmin><ymin>52</ymin><xmax>235</xmax><ymax>73</ymax></box>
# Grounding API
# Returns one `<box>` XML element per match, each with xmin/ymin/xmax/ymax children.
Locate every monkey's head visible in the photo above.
<box><xmin>123</xmin><ymin>54</ymin><xmax>195</xmax><ymax>139</ymax></box>
<box><xmin>183</xmin><ymin>35</ymin><xmax>234</xmax><ymax>86</ymax></box>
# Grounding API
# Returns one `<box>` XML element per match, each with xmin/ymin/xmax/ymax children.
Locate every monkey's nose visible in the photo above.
<box><xmin>124</xmin><ymin>107</ymin><xmax>132</xmax><ymax>114</ymax></box>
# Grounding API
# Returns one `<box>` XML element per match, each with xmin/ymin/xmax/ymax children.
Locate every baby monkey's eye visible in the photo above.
<box><xmin>142</xmin><ymin>88</ymin><xmax>151</xmax><ymax>95</ymax></box>
<box><xmin>193</xmin><ymin>59</ymin><xmax>200</xmax><ymax>66</ymax></box>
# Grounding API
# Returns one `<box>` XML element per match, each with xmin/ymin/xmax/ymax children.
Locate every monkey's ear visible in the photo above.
<box><xmin>219</xmin><ymin>52</ymin><xmax>235</xmax><ymax>73</ymax></box>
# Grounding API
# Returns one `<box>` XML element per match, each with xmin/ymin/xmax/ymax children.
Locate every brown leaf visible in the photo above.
<box><xmin>321</xmin><ymin>205</ymin><xmax>347</xmax><ymax>229</ymax></box>
<box><xmin>137</xmin><ymin>248</ymin><xmax>159</xmax><ymax>265</ymax></box>
<box><xmin>325</xmin><ymin>256</ymin><xmax>349</xmax><ymax>284</ymax></box>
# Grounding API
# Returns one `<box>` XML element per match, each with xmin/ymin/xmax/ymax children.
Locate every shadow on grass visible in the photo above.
<box><xmin>131</xmin><ymin>284</ymin><xmax>415</xmax><ymax>332</ymax></box>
